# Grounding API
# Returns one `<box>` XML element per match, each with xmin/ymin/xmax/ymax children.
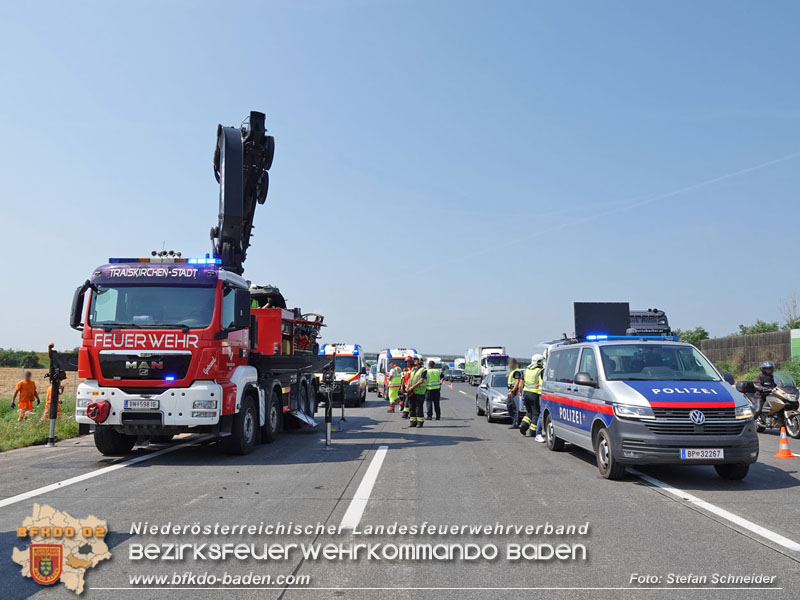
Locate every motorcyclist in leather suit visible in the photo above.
<box><xmin>752</xmin><ymin>361</ymin><xmax>780</xmax><ymax>424</ymax></box>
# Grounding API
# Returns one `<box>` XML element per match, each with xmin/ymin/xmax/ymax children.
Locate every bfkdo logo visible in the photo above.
<box><xmin>12</xmin><ymin>503</ymin><xmax>111</xmax><ymax>595</ymax></box>
<box><xmin>30</xmin><ymin>544</ymin><xmax>63</xmax><ymax>585</ymax></box>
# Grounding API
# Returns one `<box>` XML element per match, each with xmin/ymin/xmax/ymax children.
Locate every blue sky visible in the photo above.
<box><xmin>1</xmin><ymin>0</ymin><xmax>799</xmax><ymax>357</ymax></box>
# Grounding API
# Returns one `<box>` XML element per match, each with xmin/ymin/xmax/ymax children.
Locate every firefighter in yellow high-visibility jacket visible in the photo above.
<box><xmin>387</xmin><ymin>364</ymin><xmax>403</xmax><ymax>413</ymax></box>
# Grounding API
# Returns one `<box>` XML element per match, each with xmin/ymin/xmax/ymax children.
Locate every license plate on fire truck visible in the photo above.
<box><xmin>124</xmin><ymin>400</ymin><xmax>159</xmax><ymax>409</ymax></box>
<box><xmin>680</xmin><ymin>448</ymin><xmax>723</xmax><ymax>460</ymax></box>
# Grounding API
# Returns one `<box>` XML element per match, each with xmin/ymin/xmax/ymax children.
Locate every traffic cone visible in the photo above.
<box><xmin>774</xmin><ymin>427</ymin><xmax>796</xmax><ymax>458</ymax></box>
<box><xmin>449</xmin><ymin>382</ymin><xmax>454</xmax><ymax>390</ymax></box>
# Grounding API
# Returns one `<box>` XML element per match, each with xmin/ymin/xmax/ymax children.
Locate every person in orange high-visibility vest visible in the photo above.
<box><xmin>41</xmin><ymin>385</ymin><xmax>63</xmax><ymax>421</ymax></box>
<box><xmin>400</xmin><ymin>356</ymin><xmax>414</xmax><ymax>419</ymax></box>
<box><xmin>11</xmin><ymin>371</ymin><xmax>40</xmax><ymax>421</ymax></box>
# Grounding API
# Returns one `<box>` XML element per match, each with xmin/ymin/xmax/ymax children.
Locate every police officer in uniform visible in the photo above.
<box><xmin>425</xmin><ymin>361</ymin><xmax>443</xmax><ymax>420</ymax></box>
<box><xmin>520</xmin><ymin>354</ymin><xmax>544</xmax><ymax>437</ymax></box>
<box><xmin>406</xmin><ymin>357</ymin><xmax>427</xmax><ymax>428</ymax></box>
<box><xmin>506</xmin><ymin>358</ymin><xmax>523</xmax><ymax>429</ymax></box>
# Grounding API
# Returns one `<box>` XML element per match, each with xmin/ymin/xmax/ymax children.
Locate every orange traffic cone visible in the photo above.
<box><xmin>449</xmin><ymin>382</ymin><xmax>454</xmax><ymax>390</ymax></box>
<box><xmin>774</xmin><ymin>427</ymin><xmax>796</xmax><ymax>458</ymax></box>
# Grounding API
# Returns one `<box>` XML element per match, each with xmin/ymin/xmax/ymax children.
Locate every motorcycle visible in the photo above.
<box><xmin>736</xmin><ymin>370</ymin><xmax>800</xmax><ymax>438</ymax></box>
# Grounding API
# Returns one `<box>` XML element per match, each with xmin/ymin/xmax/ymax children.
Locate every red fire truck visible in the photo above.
<box><xmin>70</xmin><ymin>112</ymin><xmax>333</xmax><ymax>456</ymax></box>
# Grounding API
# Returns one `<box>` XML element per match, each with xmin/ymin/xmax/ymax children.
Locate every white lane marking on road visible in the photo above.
<box><xmin>631</xmin><ymin>469</ymin><xmax>800</xmax><ymax>552</ymax></box>
<box><xmin>0</xmin><ymin>435</ymin><xmax>215</xmax><ymax>509</ymax></box>
<box><xmin>459</xmin><ymin>390</ymin><xmax>468</xmax><ymax>395</ymax></box>
<box><xmin>339</xmin><ymin>445</ymin><xmax>389</xmax><ymax>531</ymax></box>
<box><xmin>184</xmin><ymin>493</ymin><xmax>209</xmax><ymax>507</ymax></box>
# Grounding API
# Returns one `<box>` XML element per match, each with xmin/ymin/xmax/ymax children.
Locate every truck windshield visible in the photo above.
<box><xmin>599</xmin><ymin>344</ymin><xmax>720</xmax><ymax>382</ymax></box>
<box><xmin>89</xmin><ymin>285</ymin><xmax>216</xmax><ymax>329</ymax></box>
<box><xmin>335</xmin><ymin>356</ymin><xmax>360</xmax><ymax>373</ymax></box>
<box><xmin>486</xmin><ymin>356</ymin><xmax>508</xmax><ymax>367</ymax></box>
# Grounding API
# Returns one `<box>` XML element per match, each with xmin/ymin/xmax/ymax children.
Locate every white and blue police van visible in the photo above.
<box><xmin>318</xmin><ymin>344</ymin><xmax>367</xmax><ymax>407</ymax></box>
<box><xmin>540</xmin><ymin>335</ymin><xmax>758</xmax><ymax>480</ymax></box>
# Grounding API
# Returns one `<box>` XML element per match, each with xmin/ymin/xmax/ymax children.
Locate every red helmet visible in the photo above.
<box><xmin>405</xmin><ymin>356</ymin><xmax>414</xmax><ymax>363</ymax></box>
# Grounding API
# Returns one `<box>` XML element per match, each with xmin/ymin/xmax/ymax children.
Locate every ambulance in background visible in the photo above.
<box><xmin>376</xmin><ymin>348</ymin><xmax>420</xmax><ymax>398</ymax></box>
<box><xmin>318</xmin><ymin>344</ymin><xmax>367</xmax><ymax>406</ymax></box>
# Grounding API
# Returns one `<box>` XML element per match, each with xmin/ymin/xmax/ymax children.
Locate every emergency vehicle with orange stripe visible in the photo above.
<box><xmin>318</xmin><ymin>344</ymin><xmax>367</xmax><ymax>407</ymax></box>
<box><xmin>540</xmin><ymin>335</ymin><xmax>758</xmax><ymax>481</ymax></box>
<box><xmin>376</xmin><ymin>348</ymin><xmax>420</xmax><ymax>398</ymax></box>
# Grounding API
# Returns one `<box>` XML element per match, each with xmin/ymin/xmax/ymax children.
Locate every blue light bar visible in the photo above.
<box><xmin>187</xmin><ymin>257</ymin><xmax>222</xmax><ymax>265</ymax></box>
<box><xmin>585</xmin><ymin>334</ymin><xmax>678</xmax><ymax>341</ymax></box>
<box><xmin>164</xmin><ymin>376</ymin><xmax>176</xmax><ymax>381</ymax></box>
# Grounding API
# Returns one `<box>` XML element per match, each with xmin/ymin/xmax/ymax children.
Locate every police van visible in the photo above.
<box><xmin>540</xmin><ymin>335</ymin><xmax>758</xmax><ymax>480</ymax></box>
<box><xmin>318</xmin><ymin>344</ymin><xmax>367</xmax><ymax>406</ymax></box>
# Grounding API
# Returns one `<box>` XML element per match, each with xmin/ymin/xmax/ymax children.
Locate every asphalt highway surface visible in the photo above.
<box><xmin>2</xmin><ymin>381</ymin><xmax>799</xmax><ymax>599</ymax></box>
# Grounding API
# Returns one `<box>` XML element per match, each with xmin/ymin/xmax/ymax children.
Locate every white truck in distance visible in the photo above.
<box><xmin>465</xmin><ymin>346</ymin><xmax>508</xmax><ymax>386</ymax></box>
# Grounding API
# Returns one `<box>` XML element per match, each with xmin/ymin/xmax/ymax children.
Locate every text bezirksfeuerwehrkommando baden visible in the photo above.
<box><xmin>130</xmin><ymin>521</ymin><xmax>589</xmax><ymax>537</ymax></box>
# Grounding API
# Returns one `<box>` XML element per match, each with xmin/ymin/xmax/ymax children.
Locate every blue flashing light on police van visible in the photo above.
<box><xmin>586</xmin><ymin>334</ymin><xmax>609</xmax><ymax>341</ymax></box>
<box><xmin>187</xmin><ymin>257</ymin><xmax>222</xmax><ymax>265</ymax></box>
<box><xmin>164</xmin><ymin>376</ymin><xmax>176</xmax><ymax>381</ymax></box>
<box><xmin>585</xmin><ymin>334</ymin><xmax>678</xmax><ymax>342</ymax></box>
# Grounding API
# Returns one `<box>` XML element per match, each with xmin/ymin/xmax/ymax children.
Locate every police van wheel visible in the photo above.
<box><xmin>476</xmin><ymin>398</ymin><xmax>485</xmax><ymax>416</ymax></box>
<box><xmin>544</xmin><ymin>413</ymin><xmax>564</xmax><ymax>451</ymax></box>
<box><xmin>595</xmin><ymin>428</ymin><xmax>625</xmax><ymax>480</ymax></box>
<box><xmin>714</xmin><ymin>463</ymin><xmax>749</xmax><ymax>480</ymax></box>
<box><xmin>225</xmin><ymin>395</ymin><xmax>258</xmax><ymax>455</ymax></box>
<box><xmin>94</xmin><ymin>426</ymin><xmax>137</xmax><ymax>455</ymax></box>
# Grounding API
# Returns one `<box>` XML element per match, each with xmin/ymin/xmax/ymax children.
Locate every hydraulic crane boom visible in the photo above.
<box><xmin>211</xmin><ymin>111</ymin><xmax>275</xmax><ymax>274</ymax></box>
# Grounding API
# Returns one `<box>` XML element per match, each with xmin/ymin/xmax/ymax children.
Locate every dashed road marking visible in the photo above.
<box><xmin>339</xmin><ymin>445</ymin><xmax>389</xmax><ymax>530</ymax></box>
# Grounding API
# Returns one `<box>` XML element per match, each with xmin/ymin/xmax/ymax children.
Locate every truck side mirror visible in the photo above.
<box><xmin>70</xmin><ymin>281</ymin><xmax>91</xmax><ymax>331</ymax></box>
<box><xmin>574</xmin><ymin>372</ymin><xmax>598</xmax><ymax>387</ymax></box>
<box><xmin>360</xmin><ymin>367</ymin><xmax>367</xmax><ymax>375</ymax></box>
<box><xmin>232</xmin><ymin>289</ymin><xmax>252</xmax><ymax>330</ymax></box>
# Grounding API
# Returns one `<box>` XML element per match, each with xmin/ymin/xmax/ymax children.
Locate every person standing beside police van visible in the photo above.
<box><xmin>506</xmin><ymin>358</ymin><xmax>523</xmax><ymax>429</ymax></box>
<box><xmin>424</xmin><ymin>360</ymin><xmax>444</xmax><ymax>420</ymax></box>
<box><xmin>520</xmin><ymin>354</ymin><xmax>544</xmax><ymax>437</ymax></box>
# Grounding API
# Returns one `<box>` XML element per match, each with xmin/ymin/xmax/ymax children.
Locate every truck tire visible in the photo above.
<box><xmin>594</xmin><ymin>428</ymin><xmax>625</xmax><ymax>480</ymax></box>
<box><xmin>544</xmin><ymin>412</ymin><xmax>564</xmax><ymax>451</ymax></box>
<box><xmin>224</xmin><ymin>395</ymin><xmax>258</xmax><ymax>455</ymax></box>
<box><xmin>260</xmin><ymin>389</ymin><xmax>281</xmax><ymax>444</ymax></box>
<box><xmin>300</xmin><ymin>384</ymin><xmax>312</xmax><ymax>416</ymax></box>
<box><xmin>714</xmin><ymin>463</ymin><xmax>750</xmax><ymax>480</ymax></box>
<box><xmin>94</xmin><ymin>426</ymin><xmax>137</xmax><ymax>455</ymax></box>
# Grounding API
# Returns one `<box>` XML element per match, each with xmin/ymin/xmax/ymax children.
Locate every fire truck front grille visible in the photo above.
<box><xmin>99</xmin><ymin>352</ymin><xmax>192</xmax><ymax>381</ymax></box>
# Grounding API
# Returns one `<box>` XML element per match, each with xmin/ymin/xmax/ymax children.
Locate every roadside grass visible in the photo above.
<box><xmin>0</xmin><ymin>396</ymin><xmax>81</xmax><ymax>452</ymax></box>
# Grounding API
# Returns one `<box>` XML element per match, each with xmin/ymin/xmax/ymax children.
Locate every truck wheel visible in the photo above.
<box><xmin>94</xmin><ymin>426</ymin><xmax>136</xmax><ymax>455</ymax></box>
<box><xmin>595</xmin><ymin>428</ymin><xmax>625</xmax><ymax>480</ymax></box>
<box><xmin>714</xmin><ymin>463</ymin><xmax>750</xmax><ymax>480</ymax></box>
<box><xmin>150</xmin><ymin>435</ymin><xmax>174</xmax><ymax>444</ymax></box>
<box><xmin>544</xmin><ymin>413</ymin><xmax>564</xmax><ymax>451</ymax></box>
<box><xmin>225</xmin><ymin>395</ymin><xmax>258</xmax><ymax>455</ymax></box>
<box><xmin>260</xmin><ymin>390</ymin><xmax>281</xmax><ymax>444</ymax></box>
<box><xmin>300</xmin><ymin>385</ymin><xmax>312</xmax><ymax>416</ymax></box>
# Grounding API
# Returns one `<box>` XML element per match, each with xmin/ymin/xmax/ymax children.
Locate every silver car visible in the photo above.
<box><xmin>475</xmin><ymin>371</ymin><xmax>525</xmax><ymax>423</ymax></box>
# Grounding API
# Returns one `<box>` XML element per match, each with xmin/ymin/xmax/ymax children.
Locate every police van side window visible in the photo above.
<box><xmin>551</xmin><ymin>348</ymin><xmax>580</xmax><ymax>383</ymax></box>
<box><xmin>578</xmin><ymin>348</ymin><xmax>598</xmax><ymax>381</ymax></box>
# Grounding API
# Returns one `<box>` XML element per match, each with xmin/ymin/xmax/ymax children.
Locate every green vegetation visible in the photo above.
<box><xmin>674</xmin><ymin>326</ymin><xmax>709</xmax><ymax>348</ymax></box>
<box><xmin>0</xmin><ymin>349</ymin><xmax>43</xmax><ymax>368</ymax></box>
<box><xmin>0</xmin><ymin>396</ymin><xmax>81</xmax><ymax>452</ymax></box>
<box><xmin>734</xmin><ymin>320</ymin><xmax>780</xmax><ymax>336</ymax></box>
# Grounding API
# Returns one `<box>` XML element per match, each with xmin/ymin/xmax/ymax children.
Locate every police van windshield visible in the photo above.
<box><xmin>599</xmin><ymin>344</ymin><xmax>720</xmax><ymax>382</ymax></box>
<box><xmin>335</xmin><ymin>356</ymin><xmax>360</xmax><ymax>373</ymax></box>
<box><xmin>89</xmin><ymin>285</ymin><xmax>216</xmax><ymax>329</ymax></box>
